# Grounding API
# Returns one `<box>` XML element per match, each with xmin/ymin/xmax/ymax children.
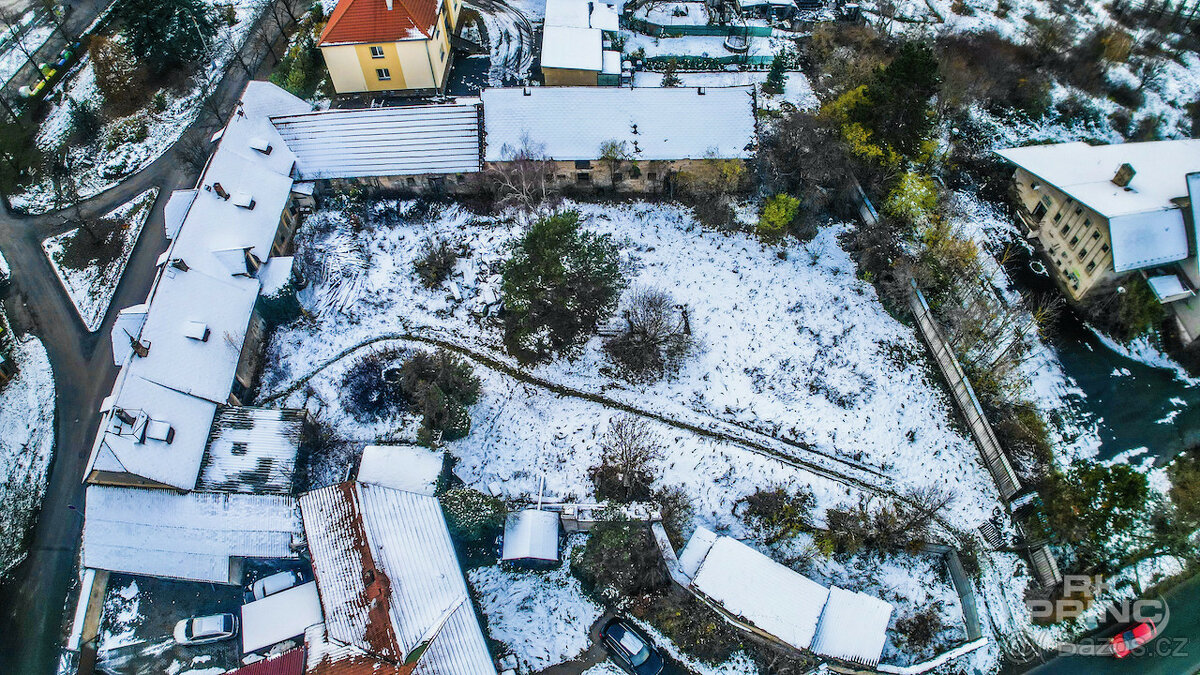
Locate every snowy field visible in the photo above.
<box><xmin>261</xmin><ymin>198</ymin><xmax>1004</xmax><ymax>669</ymax></box>
<box><xmin>42</xmin><ymin>188</ymin><xmax>158</xmax><ymax>331</ymax></box>
<box><xmin>11</xmin><ymin>0</ymin><xmax>265</xmax><ymax>214</ymax></box>
<box><xmin>0</xmin><ymin>336</ymin><xmax>55</xmax><ymax>576</ymax></box>
<box><xmin>467</xmin><ymin>536</ymin><xmax>602</xmax><ymax>672</ymax></box>
<box><xmin>633</xmin><ymin>70</ymin><xmax>818</xmax><ymax>110</ymax></box>
<box><xmin>0</xmin><ymin>10</ymin><xmax>54</xmax><ymax>86</ymax></box>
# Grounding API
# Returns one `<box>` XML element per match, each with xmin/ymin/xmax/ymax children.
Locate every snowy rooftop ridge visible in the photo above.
<box><xmin>481</xmin><ymin>86</ymin><xmax>757</xmax><ymax>162</ymax></box>
<box><xmin>82</xmin><ymin>485</ymin><xmax>301</xmax><ymax>584</ymax></box>
<box><xmin>683</xmin><ymin>528</ymin><xmax>894</xmax><ymax>667</ymax></box>
<box><xmin>299</xmin><ymin>482</ymin><xmax>496</xmax><ymax>675</ymax></box>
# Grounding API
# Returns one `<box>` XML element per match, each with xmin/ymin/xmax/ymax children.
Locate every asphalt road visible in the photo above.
<box><xmin>0</xmin><ymin>6</ymin><xmax>293</xmax><ymax>673</ymax></box>
<box><xmin>1020</xmin><ymin>574</ymin><xmax>1200</xmax><ymax>675</ymax></box>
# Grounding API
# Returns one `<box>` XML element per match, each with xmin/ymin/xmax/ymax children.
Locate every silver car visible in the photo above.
<box><xmin>173</xmin><ymin>613</ymin><xmax>237</xmax><ymax>645</ymax></box>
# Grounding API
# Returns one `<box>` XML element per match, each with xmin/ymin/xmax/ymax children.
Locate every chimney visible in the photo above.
<box><xmin>1112</xmin><ymin>163</ymin><xmax>1136</xmax><ymax>188</ymax></box>
<box><xmin>212</xmin><ymin>182</ymin><xmax>231</xmax><ymax>200</ymax></box>
<box><xmin>170</xmin><ymin>258</ymin><xmax>189</xmax><ymax>272</ymax></box>
<box><xmin>129</xmin><ymin>333</ymin><xmax>150</xmax><ymax>358</ymax></box>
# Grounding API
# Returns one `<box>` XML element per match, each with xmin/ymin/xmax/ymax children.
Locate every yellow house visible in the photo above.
<box><xmin>319</xmin><ymin>0</ymin><xmax>461</xmax><ymax>95</ymax></box>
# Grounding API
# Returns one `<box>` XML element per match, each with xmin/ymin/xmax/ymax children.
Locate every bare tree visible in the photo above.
<box><xmin>589</xmin><ymin>415</ymin><xmax>664</xmax><ymax>502</ymax></box>
<box><xmin>486</xmin><ymin>134</ymin><xmax>557</xmax><ymax>211</ymax></box>
<box><xmin>599</xmin><ymin>139</ymin><xmax>632</xmax><ymax>191</ymax></box>
<box><xmin>603</xmin><ymin>288</ymin><xmax>694</xmax><ymax>380</ymax></box>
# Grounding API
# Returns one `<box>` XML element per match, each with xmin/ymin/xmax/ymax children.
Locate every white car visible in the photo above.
<box><xmin>173</xmin><ymin>613</ymin><xmax>238</xmax><ymax>645</ymax></box>
<box><xmin>245</xmin><ymin>570</ymin><xmax>304</xmax><ymax>602</ymax></box>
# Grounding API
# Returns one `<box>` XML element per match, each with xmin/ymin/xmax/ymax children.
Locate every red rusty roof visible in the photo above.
<box><xmin>319</xmin><ymin>0</ymin><xmax>440</xmax><ymax>46</ymax></box>
<box><xmin>230</xmin><ymin>647</ymin><xmax>306</xmax><ymax>675</ymax></box>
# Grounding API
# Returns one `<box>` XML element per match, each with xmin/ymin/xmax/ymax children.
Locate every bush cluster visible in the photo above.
<box><xmin>439</xmin><ymin>487</ymin><xmax>506</xmax><ymax>544</ymax></box>
<box><xmin>340</xmin><ymin>348</ymin><xmax>481</xmax><ymax>441</ymax></box>
<box><xmin>572</xmin><ymin>521</ymin><xmax>669</xmax><ymax>601</ymax></box>
<box><xmin>737</xmin><ymin>485</ymin><xmax>816</xmax><ymax>546</ymax></box>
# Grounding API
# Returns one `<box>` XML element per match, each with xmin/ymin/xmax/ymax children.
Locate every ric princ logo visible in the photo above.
<box><xmin>1027</xmin><ymin>575</ymin><xmax>1186</xmax><ymax>658</ymax></box>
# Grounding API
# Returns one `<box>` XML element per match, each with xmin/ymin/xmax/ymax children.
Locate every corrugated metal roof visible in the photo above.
<box><xmin>481</xmin><ymin>86</ymin><xmax>757</xmax><ymax>162</ymax></box>
<box><xmin>230</xmin><ymin>647</ymin><xmax>307</xmax><ymax>675</ymax></box>
<box><xmin>299</xmin><ymin>483</ymin><xmax>495</xmax><ymax>675</ymax></box>
<box><xmin>83</xmin><ymin>486</ymin><xmax>300</xmax><ymax>583</ymax></box>
<box><xmin>320</xmin><ymin>0</ymin><xmax>440</xmax><ymax>46</ymax></box>
<box><xmin>501</xmin><ymin>509</ymin><xmax>560</xmax><ymax>562</ymax></box>
<box><xmin>271</xmin><ymin>104</ymin><xmax>481</xmax><ymax>180</ymax></box>
<box><xmin>809</xmin><ymin>585</ymin><xmax>894</xmax><ymax>667</ymax></box>
<box><xmin>197</xmin><ymin>406</ymin><xmax>305</xmax><ymax>495</ymax></box>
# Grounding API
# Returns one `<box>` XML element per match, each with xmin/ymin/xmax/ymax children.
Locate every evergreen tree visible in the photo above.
<box><xmin>661</xmin><ymin>58</ymin><xmax>682</xmax><ymax>87</ymax></box>
<box><xmin>848</xmin><ymin>41</ymin><xmax>941</xmax><ymax>157</ymax></box>
<box><xmin>118</xmin><ymin>0</ymin><xmax>217</xmax><ymax>75</ymax></box>
<box><xmin>89</xmin><ymin>36</ymin><xmax>147</xmax><ymax>115</ymax></box>
<box><xmin>501</xmin><ymin>211</ymin><xmax>624</xmax><ymax>362</ymax></box>
<box><xmin>763</xmin><ymin>52</ymin><xmax>786</xmax><ymax>95</ymax></box>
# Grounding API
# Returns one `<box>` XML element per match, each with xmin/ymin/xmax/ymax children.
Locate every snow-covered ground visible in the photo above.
<box><xmin>42</xmin><ymin>188</ymin><xmax>158</xmax><ymax>331</ymax></box>
<box><xmin>624</xmin><ymin>31</ymin><xmax>786</xmax><ymax>60</ymax></box>
<box><xmin>0</xmin><ymin>10</ymin><xmax>54</xmax><ymax>86</ymax></box>
<box><xmin>11</xmin><ymin>0</ymin><xmax>264</xmax><ymax>214</ymax></box>
<box><xmin>0</xmin><ymin>336</ymin><xmax>55</xmax><ymax>576</ymax></box>
<box><xmin>633</xmin><ymin>70</ymin><xmax>818</xmax><ymax>110</ymax></box>
<box><xmin>467</xmin><ymin>536</ymin><xmax>602</xmax><ymax>673</ymax></box>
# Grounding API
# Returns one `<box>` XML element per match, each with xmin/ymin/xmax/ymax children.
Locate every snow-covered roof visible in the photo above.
<box><xmin>164</xmin><ymin>189</ymin><xmax>197</xmax><ymax>239</ymax></box>
<box><xmin>269</xmin><ymin>104</ymin><xmax>482</xmax><ymax>180</ymax></box>
<box><xmin>109</xmin><ymin>303</ymin><xmax>148</xmax><ymax>366</ymax></box>
<box><xmin>86</xmin><ymin>371</ymin><xmax>218</xmax><ymax>490</ymax></box>
<box><xmin>997</xmin><ymin>141</ymin><xmax>1200</xmax><ymax>272</ymax></box>
<box><xmin>809</xmin><ymin>585</ymin><xmax>894</xmax><ymax>667</ymax></box>
<box><xmin>83</xmin><ymin>485</ymin><xmax>300</xmax><ymax>583</ymax></box>
<box><xmin>356</xmin><ymin>444</ymin><xmax>443</xmax><ymax>495</ymax></box>
<box><xmin>501</xmin><ymin>509</ymin><xmax>560</xmax><ymax>562</ymax></box>
<box><xmin>677</xmin><ymin>525</ymin><xmax>718</xmax><ymax>578</ymax></box>
<box><xmin>258</xmin><ymin>256</ymin><xmax>295</xmax><ymax>297</ymax></box>
<box><xmin>737</xmin><ymin>0</ymin><xmax>796</xmax><ymax>7</ymax></box>
<box><xmin>239</xmin><ymin>80</ymin><xmax>312</xmax><ymax>120</ymax></box>
<box><xmin>602</xmin><ymin>49</ymin><xmax>621</xmax><ymax>75</ymax></box>
<box><xmin>691</xmin><ymin>535</ymin><xmax>830</xmax><ymax>651</ymax></box>
<box><xmin>545</xmin><ymin>0</ymin><xmax>619</xmax><ymax>30</ymax></box>
<box><xmin>540</xmin><ymin>25</ymin><xmax>603</xmax><ymax>71</ymax></box>
<box><xmin>481</xmin><ymin>86</ymin><xmax>756</xmax><ymax>161</ymax></box>
<box><xmin>299</xmin><ymin>482</ymin><xmax>495</xmax><ymax>675</ymax></box>
<box><xmin>197</xmin><ymin>406</ymin><xmax>305</xmax><ymax>495</ymax></box>
<box><xmin>1148</xmin><ymin>274</ymin><xmax>1193</xmax><ymax>302</ymax></box>
<box><xmin>241</xmin><ymin>581</ymin><xmax>324</xmax><ymax>653</ymax></box>
<box><xmin>126</xmin><ymin>264</ymin><xmax>259</xmax><ymax>404</ymax></box>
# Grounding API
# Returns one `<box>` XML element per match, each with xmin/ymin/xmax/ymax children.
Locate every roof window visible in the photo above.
<box><xmin>185</xmin><ymin>320</ymin><xmax>211</xmax><ymax>341</ymax></box>
<box><xmin>232</xmin><ymin>192</ymin><xmax>256</xmax><ymax>210</ymax></box>
<box><xmin>249</xmin><ymin>137</ymin><xmax>273</xmax><ymax>155</ymax></box>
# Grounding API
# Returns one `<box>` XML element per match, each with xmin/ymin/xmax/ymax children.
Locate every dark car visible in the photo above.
<box><xmin>602</xmin><ymin>618</ymin><xmax>665</xmax><ymax>675</ymax></box>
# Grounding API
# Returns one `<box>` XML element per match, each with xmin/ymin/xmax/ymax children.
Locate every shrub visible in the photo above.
<box><xmin>738</xmin><ymin>484</ymin><xmax>816</xmax><ymax>545</ymax></box>
<box><xmin>654</xmin><ymin>485</ymin><xmax>694</xmax><ymax>547</ymax></box>
<box><xmin>639</xmin><ymin>593</ymin><xmax>742</xmax><ymax>664</ymax></box>
<box><xmin>589</xmin><ymin>416</ymin><xmax>663</xmax><ymax>502</ymax></box>
<box><xmin>1055</xmin><ymin>94</ymin><xmax>1105</xmax><ymax>128</ymax></box>
<box><xmin>413</xmin><ymin>236</ymin><xmax>458</xmax><ymax>288</ymax></box>
<box><xmin>88</xmin><ymin>35</ymin><xmax>147</xmax><ymax>116</ymax></box>
<box><xmin>883</xmin><ymin>172</ymin><xmax>938</xmax><ymax>227</ymax></box>
<box><xmin>892</xmin><ymin>605</ymin><xmax>949</xmax><ymax>656</ymax></box>
<box><xmin>1099</xmin><ymin>275</ymin><xmax>1167</xmax><ymax>341</ymax></box>
<box><xmin>1040</xmin><ymin>460</ymin><xmax>1148</xmax><ymax>570</ymax></box>
<box><xmin>603</xmin><ymin>288</ymin><xmax>693</xmax><ymax>380</ymax></box>
<box><xmin>501</xmin><ymin>211</ymin><xmax>624</xmax><ymax>362</ymax></box>
<box><xmin>439</xmin><ymin>487</ymin><xmax>506</xmax><ymax>544</ymax></box>
<box><xmin>763</xmin><ymin>52</ymin><xmax>786</xmax><ymax>95</ymax></box>
<box><xmin>1109</xmin><ymin>82</ymin><xmax>1144</xmax><ymax>109</ymax></box>
<box><xmin>68</xmin><ymin>99</ymin><xmax>103</xmax><ymax>144</ymax></box>
<box><xmin>757</xmin><ymin>193</ymin><xmax>801</xmax><ymax>241</ymax></box>
<box><xmin>341</xmin><ymin>348</ymin><xmax>408</xmax><ymax>421</ymax></box>
<box><xmin>104</xmin><ymin>116</ymin><xmax>149</xmax><ymax>151</ymax></box>
<box><xmin>398</xmin><ymin>349</ymin><xmax>482</xmax><ymax>442</ymax></box>
<box><xmin>661</xmin><ymin>58</ymin><xmax>681</xmax><ymax>87</ymax></box>
<box><xmin>573</xmin><ymin>521</ymin><xmax>668</xmax><ymax>600</ymax></box>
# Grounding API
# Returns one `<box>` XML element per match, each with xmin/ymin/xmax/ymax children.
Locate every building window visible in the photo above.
<box><xmin>1069</xmin><ymin>236</ymin><xmax>1079</xmax><ymax>246</ymax></box>
<box><xmin>376</xmin><ymin>68</ymin><xmax>391</xmax><ymax>81</ymax></box>
<box><xmin>440</xmin><ymin>45</ymin><xmax>446</xmax><ymax>61</ymax></box>
<box><xmin>574</xmin><ymin>160</ymin><xmax>592</xmax><ymax>169</ymax></box>
<box><xmin>1078</xmin><ymin>249</ymin><xmax>1088</xmax><ymax>260</ymax></box>
<box><xmin>647</xmin><ymin>172</ymin><xmax>657</xmax><ymax>181</ymax></box>
<box><xmin>1101</xmin><ymin>243</ymin><xmax>1110</xmax><ymax>253</ymax></box>
<box><xmin>1074</xmin><ymin>207</ymin><xmax>1082</xmax><ymax>215</ymax></box>
<box><xmin>1086</xmin><ymin>261</ymin><xmax>1096</xmax><ymax>272</ymax></box>
<box><xmin>370</xmin><ymin>46</ymin><xmax>384</xmax><ymax>58</ymax></box>
<box><xmin>1091</xmin><ymin>231</ymin><xmax>1100</xmax><ymax>240</ymax></box>
<box><xmin>1053</xmin><ymin>212</ymin><xmax>1063</xmax><ymax>223</ymax></box>
<box><xmin>1059</xmin><ymin>224</ymin><xmax>1070</xmax><ymax>235</ymax></box>
<box><xmin>576</xmin><ymin>172</ymin><xmax>591</xmax><ymax>183</ymax></box>
<box><xmin>1084</xmin><ymin>218</ymin><xmax>1091</xmax><ymax>227</ymax></box>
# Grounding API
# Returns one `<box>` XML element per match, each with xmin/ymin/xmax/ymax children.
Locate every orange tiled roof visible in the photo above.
<box><xmin>319</xmin><ymin>0</ymin><xmax>440</xmax><ymax>46</ymax></box>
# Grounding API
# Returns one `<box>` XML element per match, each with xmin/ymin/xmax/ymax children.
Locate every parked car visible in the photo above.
<box><xmin>602</xmin><ymin>618</ymin><xmax>665</xmax><ymax>675</ymax></box>
<box><xmin>1110</xmin><ymin>621</ymin><xmax>1157</xmax><ymax>658</ymax></box>
<box><xmin>244</xmin><ymin>569</ymin><xmax>305</xmax><ymax>602</ymax></box>
<box><xmin>173</xmin><ymin>613</ymin><xmax>238</xmax><ymax>645</ymax></box>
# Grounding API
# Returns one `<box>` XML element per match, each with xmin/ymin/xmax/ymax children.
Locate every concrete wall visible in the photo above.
<box><xmin>1012</xmin><ymin>167</ymin><xmax>1119</xmax><ymax>300</ymax></box>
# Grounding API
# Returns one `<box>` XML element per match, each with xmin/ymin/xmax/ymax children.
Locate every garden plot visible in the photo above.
<box><xmin>0</xmin><ymin>336</ymin><xmax>54</xmax><ymax>576</ymax></box>
<box><xmin>264</xmin><ymin>200</ymin><xmax>1001</xmax><ymax>529</ymax></box>
<box><xmin>467</xmin><ymin>536</ymin><xmax>602</xmax><ymax>673</ymax></box>
<box><xmin>10</xmin><ymin>0</ymin><xmax>264</xmax><ymax>214</ymax></box>
<box><xmin>42</xmin><ymin>188</ymin><xmax>158</xmax><ymax>331</ymax></box>
<box><xmin>623</xmin><ymin>31</ymin><xmax>783</xmax><ymax>60</ymax></box>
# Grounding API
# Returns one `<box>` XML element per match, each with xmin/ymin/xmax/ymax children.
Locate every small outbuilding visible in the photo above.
<box><xmin>355</xmin><ymin>444</ymin><xmax>444</xmax><ymax>495</ymax></box>
<box><xmin>501</xmin><ymin>509</ymin><xmax>562</xmax><ymax>566</ymax></box>
<box><xmin>240</xmin><ymin>581</ymin><xmax>323</xmax><ymax>654</ymax></box>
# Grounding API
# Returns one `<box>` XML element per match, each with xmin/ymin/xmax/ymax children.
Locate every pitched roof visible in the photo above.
<box><xmin>231</xmin><ymin>647</ymin><xmax>307</xmax><ymax>675</ymax></box>
<box><xmin>809</xmin><ymin>585</ymin><xmax>894</xmax><ymax>667</ymax></box>
<box><xmin>83</xmin><ymin>485</ymin><xmax>300</xmax><ymax>583</ymax></box>
<box><xmin>270</xmin><ymin>104</ymin><xmax>481</xmax><ymax>180</ymax></box>
<box><xmin>197</xmin><ymin>406</ymin><xmax>306</xmax><ymax>495</ymax></box>
<box><xmin>320</xmin><ymin>0</ymin><xmax>441</xmax><ymax>46</ymax></box>
<box><xmin>299</xmin><ymin>483</ymin><xmax>495</xmax><ymax>675</ymax></box>
<box><xmin>481</xmin><ymin>86</ymin><xmax>757</xmax><ymax>161</ymax></box>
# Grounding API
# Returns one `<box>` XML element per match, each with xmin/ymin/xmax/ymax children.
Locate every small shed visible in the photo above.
<box><xmin>501</xmin><ymin>509</ymin><xmax>561</xmax><ymax>566</ymax></box>
<box><xmin>241</xmin><ymin>581</ymin><xmax>323</xmax><ymax>654</ymax></box>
